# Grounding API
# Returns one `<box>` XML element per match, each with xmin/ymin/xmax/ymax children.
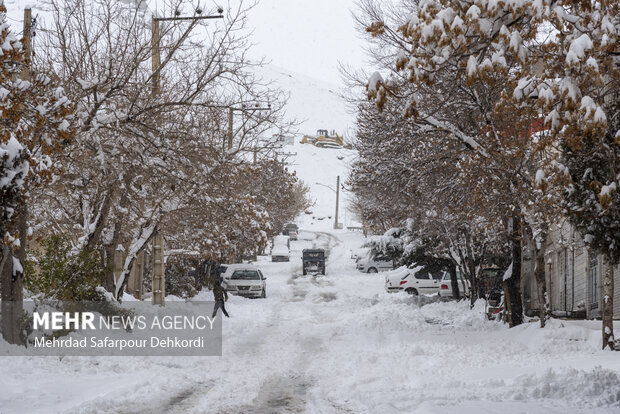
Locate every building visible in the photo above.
<box><xmin>522</xmin><ymin>221</ymin><xmax>620</xmax><ymax>319</ymax></box>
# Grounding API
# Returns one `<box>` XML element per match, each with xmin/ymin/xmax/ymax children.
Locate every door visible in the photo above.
<box><xmin>412</xmin><ymin>270</ymin><xmax>435</xmax><ymax>293</ymax></box>
<box><xmin>379</xmin><ymin>259</ymin><xmax>393</xmax><ymax>271</ymax></box>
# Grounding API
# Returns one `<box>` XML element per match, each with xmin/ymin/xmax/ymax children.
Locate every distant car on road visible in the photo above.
<box><xmin>438</xmin><ymin>271</ymin><xmax>470</xmax><ymax>298</ymax></box>
<box><xmin>356</xmin><ymin>255</ymin><xmax>393</xmax><ymax>273</ymax></box>
<box><xmin>283</xmin><ymin>223</ymin><xmax>299</xmax><ymax>240</ymax></box>
<box><xmin>222</xmin><ymin>264</ymin><xmax>267</xmax><ymax>298</ymax></box>
<box><xmin>271</xmin><ymin>235</ymin><xmax>290</xmax><ymax>262</ymax></box>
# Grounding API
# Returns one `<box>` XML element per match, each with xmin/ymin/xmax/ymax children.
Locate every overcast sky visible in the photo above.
<box><xmin>246</xmin><ymin>0</ymin><xmax>367</xmax><ymax>85</ymax></box>
<box><xmin>7</xmin><ymin>0</ymin><xmax>368</xmax><ymax>86</ymax></box>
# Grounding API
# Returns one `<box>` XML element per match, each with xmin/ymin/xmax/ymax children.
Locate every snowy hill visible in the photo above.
<box><xmin>286</xmin><ymin>139</ymin><xmax>359</xmax><ymax>231</ymax></box>
<box><xmin>259</xmin><ymin>65</ymin><xmax>355</xmax><ymax>138</ymax></box>
<box><xmin>258</xmin><ymin>65</ymin><xmax>360</xmax><ymax>231</ymax></box>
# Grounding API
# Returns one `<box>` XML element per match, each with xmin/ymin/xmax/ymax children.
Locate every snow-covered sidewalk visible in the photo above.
<box><xmin>1</xmin><ymin>230</ymin><xmax>619</xmax><ymax>413</ymax></box>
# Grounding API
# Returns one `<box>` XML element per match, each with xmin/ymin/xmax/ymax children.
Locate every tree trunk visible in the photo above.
<box><xmin>602</xmin><ymin>258</ymin><xmax>615</xmax><ymax>350</ymax></box>
<box><xmin>534</xmin><ymin>231</ymin><xmax>548</xmax><ymax>328</ymax></box>
<box><xmin>103</xmin><ymin>222</ymin><xmax>123</xmax><ymax>292</ymax></box>
<box><xmin>449</xmin><ymin>262</ymin><xmax>460</xmax><ymax>300</ymax></box>
<box><xmin>505</xmin><ymin>217</ymin><xmax>523</xmax><ymax>327</ymax></box>
<box><xmin>462</xmin><ymin>228</ymin><xmax>478</xmax><ymax>308</ymax></box>
<box><xmin>0</xmin><ymin>204</ymin><xmax>27</xmax><ymax>345</ymax></box>
<box><xmin>85</xmin><ymin>191</ymin><xmax>113</xmax><ymax>252</ymax></box>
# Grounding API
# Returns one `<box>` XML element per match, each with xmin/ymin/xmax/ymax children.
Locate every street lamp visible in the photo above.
<box><xmin>316</xmin><ymin>176</ymin><xmax>341</xmax><ymax>229</ymax></box>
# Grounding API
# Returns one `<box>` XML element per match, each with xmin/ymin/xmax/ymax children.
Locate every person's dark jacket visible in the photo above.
<box><xmin>213</xmin><ymin>282</ymin><xmax>228</xmax><ymax>302</ymax></box>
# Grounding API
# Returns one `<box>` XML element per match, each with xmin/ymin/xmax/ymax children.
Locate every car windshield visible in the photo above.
<box><xmin>230</xmin><ymin>270</ymin><xmax>260</xmax><ymax>280</ymax></box>
<box><xmin>304</xmin><ymin>252</ymin><xmax>323</xmax><ymax>259</ymax></box>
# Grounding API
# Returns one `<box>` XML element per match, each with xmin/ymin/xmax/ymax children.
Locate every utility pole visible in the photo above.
<box><xmin>334</xmin><ymin>175</ymin><xmax>340</xmax><ymax>230</ymax></box>
<box><xmin>152</xmin><ymin>9</ymin><xmax>223</xmax><ymax>96</ymax></box>
<box><xmin>149</xmin><ymin>8</ymin><xmax>223</xmax><ymax>305</ymax></box>
<box><xmin>151</xmin><ymin>15</ymin><xmax>161</xmax><ymax>97</ymax></box>
<box><xmin>228</xmin><ymin>107</ymin><xmax>234</xmax><ymax>149</ymax></box>
<box><xmin>21</xmin><ymin>8</ymin><xmax>32</xmax><ymax>81</ymax></box>
<box><xmin>226</xmin><ymin>104</ymin><xmax>271</xmax><ymax>152</ymax></box>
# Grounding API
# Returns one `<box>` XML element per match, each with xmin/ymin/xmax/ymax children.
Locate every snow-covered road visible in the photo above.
<box><xmin>2</xmin><ymin>229</ymin><xmax>620</xmax><ymax>413</ymax></box>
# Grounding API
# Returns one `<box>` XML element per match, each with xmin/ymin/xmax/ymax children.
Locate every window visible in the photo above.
<box><xmin>231</xmin><ymin>270</ymin><xmax>260</xmax><ymax>280</ymax></box>
<box><xmin>558</xmin><ymin>249</ymin><xmax>569</xmax><ymax>309</ymax></box>
<box><xmin>415</xmin><ymin>271</ymin><xmax>430</xmax><ymax>280</ymax></box>
<box><xmin>431</xmin><ymin>271</ymin><xmax>445</xmax><ymax>280</ymax></box>
<box><xmin>589</xmin><ymin>256</ymin><xmax>599</xmax><ymax>310</ymax></box>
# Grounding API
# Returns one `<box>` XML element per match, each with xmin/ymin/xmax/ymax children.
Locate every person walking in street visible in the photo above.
<box><xmin>212</xmin><ymin>278</ymin><xmax>229</xmax><ymax>318</ymax></box>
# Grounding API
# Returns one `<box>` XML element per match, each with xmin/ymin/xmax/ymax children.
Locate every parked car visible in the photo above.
<box><xmin>282</xmin><ymin>223</ymin><xmax>299</xmax><ymax>240</ymax></box>
<box><xmin>438</xmin><ymin>271</ymin><xmax>470</xmax><ymax>298</ymax></box>
<box><xmin>385</xmin><ymin>265</ymin><xmax>443</xmax><ymax>295</ymax></box>
<box><xmin>302</xmin><ymin>248</ymin><xmax>325</xmax><ymax>275</ymax></box>
<box><xmin>273</xmin><ymin>235</ymin><xmax>290</xmax><ymax>249</ymax></box>
<box><xmin>221</xmin><ymin>264</ymin><xmax>267</xmax><ymax>298</ymax></box>
<box><xmin>271</xmin><ymin>235</ymin><xmax>290</xmax><ymax>262</ymax></box>
<box><xmin>478</xmin><ymin>267</ymin><xmax>504</xmax><ymax>315</ymax></box>
<box><xmin>356</xmin><ymin>255</ymin><xmax>393</xmax><ymax>273</ymax></box>
<box><xmin>383</xmin><ymin>266</ymin><xmax>414</xmax><ymax>293</ymax></box>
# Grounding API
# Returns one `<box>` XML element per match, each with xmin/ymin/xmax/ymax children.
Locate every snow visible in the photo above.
<box><xmin>3</xmin><ymin>139</ymin><xmax>620</xmax><ymax>412</ymax></box>
<box><xmin>594</xmin><ymin>107</ymin><xmax>607</xmax><ymax>123</ymax></box>
<box><xmin>367</xmin><ymin>71</ymin><xmax>383</xmax><ymax>93</ymax></box>
<box><xmin>566</xmin><ymin>34</ymin><xmax>593</xmax><ymax>65</ymax></box>
<box><xmin>535</xmin><ymin>168</ymin><xmax>546</xmax><ymax>186</ymax></box>
<box><xmin>0</xmin><ymin>136</ymin><xmax>29</xmax><ymax>190</ymax></box>
<box><xmin>466</xmin><ymin>5</ymin><xmax>481</xmax><ymax>20</ymax></box>
<box><xmin>600</xmin><ymin>182</ymin><xmax>616</xmax><ymax>198</ymax></box>
<box><xmin>385</xmin><ymin>265</ymin><xmax>411</xmax><ymax>281</ymax></box>
<box><xmin>467</xmin><ymin>55</ymin><xmax>477</xmax><ymax>77</ymax></box>
<box><xmin>2</xmin><ymin>2</ymin><xmax>620</xmax><ymax>412</ymax></box>
<box><xmin>503</xmin><ymin>261</ymin><xmax>513</xmax><ymax>281</ymax></box>
<box><xmin>258</xmin><ymin>64</ymin><xmax>355</xmax><ymax>135</ymax></box>
<box><xmin>12</xmin><ymin>256</ymin><xmax>23</xmax><ymax>275</ymax></box>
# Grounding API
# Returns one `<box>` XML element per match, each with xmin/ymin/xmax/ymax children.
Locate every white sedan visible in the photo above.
<box><xmin>384</xmin><ymin>266</ymin><xmax>413</xmax><ymax>293</ymax></box>
<box><xmin>385</xmin><ymin>265</ymin><xmax>444</xmax><ymax>295</ymax></box>
<box><xmin>271</xmin><ymin>244</ymin><xmax>290</xmax><ymax>262</ymax></box>
<box><xmin>222</xmin><ymin>264</ymin><xmax>267</xmax><ymax>298</ymax></box>
<box><xmin>438</xmin><ymin>271</ymin><xmax>470</xmax><ymax>298</ymax></box>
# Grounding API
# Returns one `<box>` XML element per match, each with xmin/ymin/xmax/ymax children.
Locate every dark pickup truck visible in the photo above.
<box><xmin>302</xmin><ymin>249</ymin><xmax>325</xmax><ymax>275</ymax></box>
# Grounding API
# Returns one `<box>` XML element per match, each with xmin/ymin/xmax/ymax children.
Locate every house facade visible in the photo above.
<box><xmin>522</xmin><ymin>221</ymin><xmax>620</xmax><ymax>319</ymax></box>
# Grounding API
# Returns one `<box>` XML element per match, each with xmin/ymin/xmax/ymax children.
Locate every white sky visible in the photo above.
<box><xmin>246</xmin><ymin>0</ymin><xmax>366</xmax><ymax>85</ymax></box>
<box><xmin>6</xmin><ymin>0</ymin><xmax>368</xmax><ymax>86</ymax></box>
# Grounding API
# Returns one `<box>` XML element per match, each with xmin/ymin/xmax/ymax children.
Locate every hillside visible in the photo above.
<box><xmin>259</xmin><ymin>65</ymin><xmax>355</xmax><ymax>138</ymax></box>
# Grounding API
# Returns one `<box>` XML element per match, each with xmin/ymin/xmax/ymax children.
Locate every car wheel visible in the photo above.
<box><xmin>405</xmin><ymin>288</ymin><xmax>418</xmax><ymax>295</ymax></box>
<box><xmin>261</xmin><ymin>289</ymin><xmax>266</xmax><ymax>299</ymax></box>
<box><xmin>367</xmin><ymin>267</ymin><xmax>378</xmax><ymax>273</ymax></box>
<box><xmin>302</xmin><ymin>269</ymin><xmax>307</xmax><ymax>276</ymax></box>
